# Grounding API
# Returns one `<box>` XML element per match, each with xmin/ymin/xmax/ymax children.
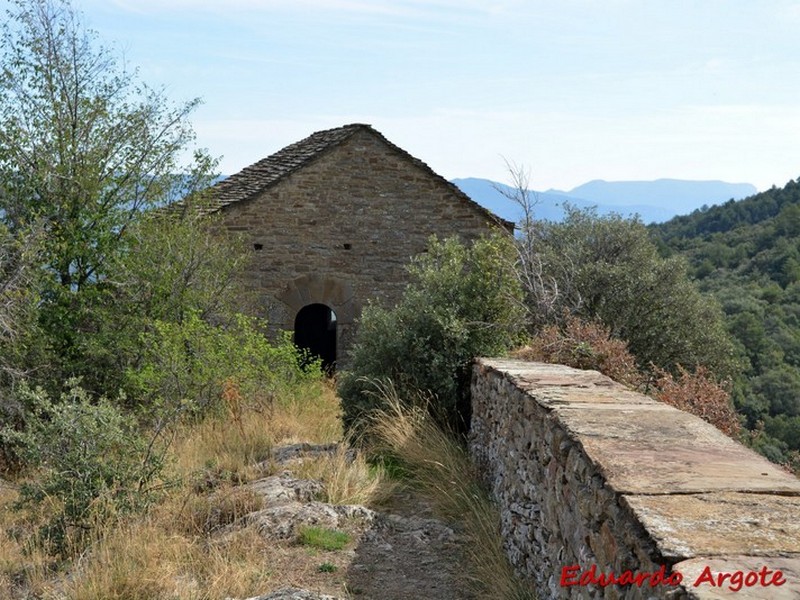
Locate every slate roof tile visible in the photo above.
<box><xmin>166</xmin><ymin>123</ymin><xmax>512</xmax><ymax>231</ymax></box>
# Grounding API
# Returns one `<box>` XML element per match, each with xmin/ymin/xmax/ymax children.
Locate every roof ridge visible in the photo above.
<box><xmin>172</xmin><ymin>123</ymin><xmax>512</xmax><ymax>231</ymax></box>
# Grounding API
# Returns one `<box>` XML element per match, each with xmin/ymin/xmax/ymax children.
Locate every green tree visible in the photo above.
<box><xmin>534</xmin><ymin>208</ymin><xmax>738</xmax><ymax>378</ymax></box>
<box><xmin>74</xmin><ymin>212</ymin><xmax>253</xmax><ymax>394</ymax></box>
<box><xmin>0</xmin><ymin>0</ymin><xmax>214</xmax><ymax>378</ymax></box>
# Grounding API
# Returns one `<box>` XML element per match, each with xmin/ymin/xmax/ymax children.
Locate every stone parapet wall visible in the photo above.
<box><xmin>469</xmin><ymin>358</ymin><xmax>800</xmax><ymax>599</ymax></box>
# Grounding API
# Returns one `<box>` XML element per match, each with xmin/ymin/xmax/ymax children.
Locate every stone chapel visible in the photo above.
<box><xmin>197</xmin><ymin>123</ymin><xmax>511</xmax><ymax>368</ymax></box>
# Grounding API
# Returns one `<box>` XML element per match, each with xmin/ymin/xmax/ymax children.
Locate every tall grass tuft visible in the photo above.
<box><xmin>368</xmin><ymin>380</ymin><xmax>536</xmax><ymax>600</ymax></box>
<box><xmin>296</xmin><ymin>442</ymin><xmax>397</xmax><ymax>507</ymax></box>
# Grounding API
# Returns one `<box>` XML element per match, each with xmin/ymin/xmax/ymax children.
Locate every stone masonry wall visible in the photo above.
<box><xmin>219</xmin><ymin>128</ymin><xmax>503</xmax><ymax>364</ymax></box>
<box><xmin>470</xmin><ymin>358</ymin><xmax>800</xmax><ymax>600</ymax></box>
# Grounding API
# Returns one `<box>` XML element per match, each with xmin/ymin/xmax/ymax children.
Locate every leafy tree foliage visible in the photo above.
<box><xmin>0</xmin><ymin>0</ymin><xmax>215</xmax><ymax>381</ymax></box>
<box><xmin>531</xmin><ymin>207</ymin><xmax>738</xmax><ymax>378</ymax></box>
<box><xmin>73</xmin><ymin>212</ymin><xmax>253</xmax><ymax>394</ymax></box>
<box><xmin>339</xmin><ymin>234</ymin><xmax>525</xmax><ymax>435</ymax></box>
<box><xmin>0</xmin><ymin>1</ymin><xmax>322</xmax><ymax>546</ymax></box>
<box><xmin>129</xmin><ymin>310</ymin><xmax>317</xmax><ymax>420</ymax></box>
<box><xmin>651</xmin><ymin>177</ymin><xmax>800</xmax><ymax>465</ymax></box>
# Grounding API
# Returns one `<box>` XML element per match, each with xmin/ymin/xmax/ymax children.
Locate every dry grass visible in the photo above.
<box><xmin>295</xmin><ymin>442</ymin><xmax>397</xmax><ymax>507</ymax></box>
<box><xmin>60</xmin><ymin>514</ymin><xmax>286</xmax><ymax>600</ymax></box>
<box><xmin>268</xmin><ymin>380</ymin><xmax>343</xmax><ymax>445</ymax></box>
<box><xmin>368</xmin><ymin>383</ymin><xmax>536</xmax><ymax>600</ymax></box>
<box><xmin>0</xmin><ymin>482</ymin><xmax>71</xmax><ymax>599</ymax></box>
<box><xmin>0</xmin><ymin>378</ymin><xmax>359</xmax><ymax>600</ymax></box>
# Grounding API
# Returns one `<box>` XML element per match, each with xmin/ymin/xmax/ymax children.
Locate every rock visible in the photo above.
<box><xmin>247</xmin><ymin>501</ymin><xmax>376</xmax><ymax>540</ymax></box>
<box><xmin>269</xmin><ymin>443</ymin><xmax>339</xmax><ymax>465</ymax></box>
<box><xmin>233</xmin><ymin>588</ymin><xmax>341</xmax><ymax>600</ymax></box>
<box><xmin>247</xmin><ymin>473</ymin><xmax>324</xmax><ymax>505</ymax></box>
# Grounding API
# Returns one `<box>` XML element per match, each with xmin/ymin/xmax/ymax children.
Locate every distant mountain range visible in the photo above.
<box><xmin>453</xmin><ymin>178</ymin><xmax>758</xmax><ymax>224</ymax></box>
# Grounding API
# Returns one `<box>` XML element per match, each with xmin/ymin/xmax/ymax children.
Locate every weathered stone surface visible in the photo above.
<box><xmin>246</xmin><ymin>501</ymin><xmax>375</xmax><ymax>540</ymax></box>
<box><xmin>231</xmin><ymin>454</ymin><xmax>465</xmax><ymax>599</ymax></box>
<box><xmin>237</xmin><ymin>588</ymin><xmax>341</xmax><ymax>600</ymax></box>
<box><xmin>675</xmin><ymin>556</ymin><xmax>800</xmax><ymax>599</ymax></box>
<box><xmin>269</xmin><ymin>442</ymin><xmax>339</xmax><ymax>465</ymax></box>
<box><xmin>247</xmin><ymin>473</ymin><xmax>324</xmax><ymax>505</ymax></box>
<box><xmin>556</xmin><ymin>405</ymin><xmax>800</xmax><ymax>495</ymax></box>
<box><xmin>243</xmin><ymin>472</ymin><xmax>375</xmax><ymax>540</ymax></box>
<box><xmin>622</xmin><ymin>492</ymin><xmax>800</xmax><ymax>558</ymax></box>
<box><xmin>346</xmin><ymin>506</ymin><xmax>465</xmax><ymax>600</ymax></box>
<box><xmin>470</xmin><ymin>358</ymin><xmax>800</xmax><ymax>600</ymax></box>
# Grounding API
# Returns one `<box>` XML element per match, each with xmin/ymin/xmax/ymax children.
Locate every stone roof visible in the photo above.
<box><xmin>171</xmin><ymin>123</ymin><xmax>513</xmax><ymax>230</ymax></box>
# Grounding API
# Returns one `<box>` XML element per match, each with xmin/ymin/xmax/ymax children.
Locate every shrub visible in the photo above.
<box><xmin>128</xmin><ymin>310</ymin><xmax>317</xmax><ymax>419</ymax></box>
<box><xmin>529</xmin><ymin>207</ymin><xmax>739</xmax><ymax>379</ymax></box>
<box><xmin>75</xmin><ymin>212</ymin><xmax>253</xmax><ymax>396</ymax></box>
<box><xmin>650</xmin><ymin>366</ymin><xmax>742</xmax><ymax>438</ymax></box>
<box><xmin>514</xmin><ymin>315</ymin><xmax>643</xmax><ymax>388</ymax></box>
<box><xmin>0</xmin><ymin>380</ymin><xmax>166</xmax><ymax>555</ymax></box>
<box><xmin>339</xmin><ymin>233</ymin><xmax>524</xmax><ymax>435</ymax></box>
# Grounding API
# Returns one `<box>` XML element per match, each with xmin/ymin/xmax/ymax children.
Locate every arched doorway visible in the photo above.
<box><xmin>294</xmin><ymin>303</ymin><xmax>337</xmax><ymax>372</ymax></box>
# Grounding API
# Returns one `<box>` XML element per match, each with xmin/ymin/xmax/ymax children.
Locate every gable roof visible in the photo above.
<box><xmin>180</xmin><ymin>123</ymin><xmax>512</xmax><ymax>230</ymax></box>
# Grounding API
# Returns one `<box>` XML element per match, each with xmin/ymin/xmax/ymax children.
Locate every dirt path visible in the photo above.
<box><xmin>344</xmin><ymin>490</ymin><xmax>471</xmax><ymax>599</ymax></box>
<box><xmin>237</xmin><ymin>444</ymin><xmax>473</xmax><ymax>600</ymax></box>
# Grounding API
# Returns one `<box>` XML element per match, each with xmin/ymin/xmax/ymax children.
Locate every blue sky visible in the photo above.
<box><xmin>68</xmin><ymin>0</ymin><xmax>800</xmax><ymax>192</ymax></box>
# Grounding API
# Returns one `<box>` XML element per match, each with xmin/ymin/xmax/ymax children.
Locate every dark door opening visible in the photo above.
<box><xmin>294</xmin><ymin>303</ymin><xmax>337</xmax><ymax>373</ymax></box>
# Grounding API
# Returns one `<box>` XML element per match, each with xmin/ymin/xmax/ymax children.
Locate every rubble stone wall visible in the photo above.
<box><xmin>469</xmin><ymin>358</ymin><xmax>800</xmax><ymax>599</ymax></box>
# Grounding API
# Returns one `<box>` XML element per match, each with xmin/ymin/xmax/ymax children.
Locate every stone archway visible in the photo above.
<box><xmin>278</xmin><ymin>274</ymin><xmax>358</xmax><ymax>369</ymax></box>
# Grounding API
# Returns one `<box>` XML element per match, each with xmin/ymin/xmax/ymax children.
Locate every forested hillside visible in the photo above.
<box><xmin>651</xmin><ymin>178</ymin><xmax>800</xmax><ymax>466</ymax></box>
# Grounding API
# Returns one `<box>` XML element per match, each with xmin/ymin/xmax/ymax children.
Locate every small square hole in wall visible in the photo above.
<box><xmin>253</xmin><ymin>243</ymin><xmax>263</xmax><ymax>251</ymax></box>
<box><xmin>343</xmin><ymin>243</ymin><xmax>352</xmax><ymax>250</ymax></box>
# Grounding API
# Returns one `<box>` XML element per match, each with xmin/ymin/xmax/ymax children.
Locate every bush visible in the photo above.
<box><xmin>71</xmin><ymin>212</ymin><xmax>253</xmax><ymax>396</ymax></box>
<box><xmin>650</xmin><ymin>366</ymin><xmax>742</xmax><ymax>438</ymax></box>
<box><xmin>513</xmin><ymin>315</ymin><xmax>643</xmax><ymax>388</ymax></box>
<box><xmin>530</xmin><ymin>208</ymin><xmax>739</xmax><ymax>379</ymax></box>
<box><xmin>338</xmin><ymin>233</ymin><xmax>524</xmax><ymax>435</ymax></box>
<box><xmin>0</xmin><ymin>380</ymin><xmax>166</xmax><ymax>555</ymax></box>
<box><xmin>129</xmin><ymin>310</ymin><xmax>318</xmax><ymax>419</ymax></box>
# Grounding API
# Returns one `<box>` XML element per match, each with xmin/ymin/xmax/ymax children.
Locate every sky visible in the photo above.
<box><xmin>59</xmin><ymin>1</ymin><xmax>800</xmax><ymax>192</ymax></box>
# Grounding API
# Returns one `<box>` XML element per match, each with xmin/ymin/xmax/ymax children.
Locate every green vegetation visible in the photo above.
<box><xmin>0</xmin><ymin>0</ymin><xmax>318</xmax><ymax>560</ymax></box>
<box><xmin>339</xmin><ymin>233</ymin><xmax>525</xmax><ymax>435</ymax></box>
<box><xmin>2</xmin><ymin>380</ymin><xmax>166</xmax><ymax>556</ymax></box>
<box><xmin>0</xmin><ymin>1</ymin><xmax>529</xmax><ymax>598</ymax></box>
<box><xmin>651</xmin><ymin>178</ymin><xmax>800</xmax><ymax>467</ymax></box>
<box><xmin>523</xmin><ymin>207</ymin><xmax>738</xmax><ymax>379</ymax></box>
<box><xmin>298</xmin><ymin>526</ymin><xmax>351</xmax><ymax>551</ymax></box>
<box><xmin>0</xmin><ymin>0</ymin><xmax>217</xmax><ymax>392</ymax></box>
